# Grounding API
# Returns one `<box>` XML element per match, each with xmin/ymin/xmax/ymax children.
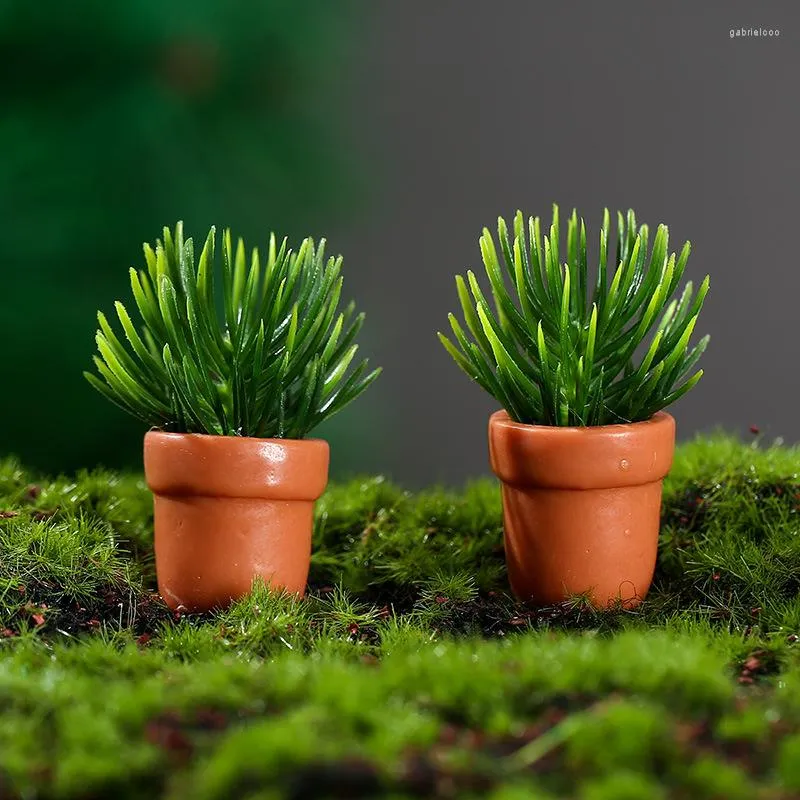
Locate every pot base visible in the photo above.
<box><xmin>502</xmin><ymin>483</ymin><xmax>662</xmax><ymax>608</ymax></box>
<box><xmin>154</xmin><ymin>496</ymin><xmax>313</xmax><ymax>612</ymax></box>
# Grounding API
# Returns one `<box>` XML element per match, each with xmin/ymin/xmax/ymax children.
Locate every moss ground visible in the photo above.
<box><xmin>1</xmin><ymin>434</ymin><xmax>800</xmax><ymax>798</ymax></box>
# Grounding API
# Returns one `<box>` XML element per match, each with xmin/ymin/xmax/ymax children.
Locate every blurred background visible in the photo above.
<box><xmin>2</xmin><ymin>1</ymin><xmax>798</xmax><ymax>487</ymax></box>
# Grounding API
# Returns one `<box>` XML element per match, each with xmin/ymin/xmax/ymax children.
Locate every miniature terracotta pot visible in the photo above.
<box><xmin>488</xmin><ymin>411</ymin><xmax>675</xmax><ymax>608</ymax></box>
<box><xmin>144</xmin><ymin>431</ymin><xmax>329</xmax><ymax>612</ymax></box>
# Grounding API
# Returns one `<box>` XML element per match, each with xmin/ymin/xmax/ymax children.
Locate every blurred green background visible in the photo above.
<box><xmin>1</xmin><ymin>1</ymin><xmax>375</xmax><ymax>476</ymax></box>
<box><xmin>6</xmin><ymin>2</ymin><xmax>798</xmax><ymax>487</ymax></box>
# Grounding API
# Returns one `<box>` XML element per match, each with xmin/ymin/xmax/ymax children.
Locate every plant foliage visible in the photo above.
<box><xmin>439</xmin><ymin>205</ymin><xmax>710</xmax><ymax>426</ymax></box>
<box><xmin>86</xmin><ymin>223</ymin><xmax>380</xmax><ymax>438</ymax></box>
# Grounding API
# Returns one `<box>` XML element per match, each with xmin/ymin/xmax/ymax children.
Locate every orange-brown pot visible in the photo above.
<box><xmin>144</xmin><ymin>431</ymin><xmax>329</xmax><ymax>612</ymax></box>
<box><xmin>488</xmin><ymin>410</ymin><xmax>675</xmax><ymax>608</ymax></box>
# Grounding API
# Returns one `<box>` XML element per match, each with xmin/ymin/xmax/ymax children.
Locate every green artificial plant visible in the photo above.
<box><xmin>439</xmin><ymin>205</ymin><xmax>710</xmax><ymax>427</ymax></box>
<box><xmin>86</xmin><ymin>223</ymin><xmax>380</xmax><ymax>439</ymax></box>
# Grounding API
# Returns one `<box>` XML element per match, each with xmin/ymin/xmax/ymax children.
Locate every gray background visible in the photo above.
<box><xmin>323</xmin><ymin>0</ymin><xmax>799</xmax><ymax>487</ymax></box>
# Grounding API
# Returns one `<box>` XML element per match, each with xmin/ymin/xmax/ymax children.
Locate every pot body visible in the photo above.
<box><xmin>488</xmin><ymin>411</ymin><xmax>675</xmax><ymax>608</ymax></box>
<box><xmin>144</xmin><ymin>431</ymin><xmax>329</xmax><ymax>612</ymax></box>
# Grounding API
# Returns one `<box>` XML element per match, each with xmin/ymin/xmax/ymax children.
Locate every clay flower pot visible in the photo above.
<box><xmin>144</xmin><ymin>431</ymin><xmax>329</xmax><ymax>612</ymax></box>
<box><xmin>488</xmin><ymin>410</ymin><xmax>675</xmax><ymax>608</ymax></box>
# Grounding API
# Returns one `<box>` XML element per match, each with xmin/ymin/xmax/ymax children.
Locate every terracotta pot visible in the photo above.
<box><xmin>144</xmin><ymin>431</ymin><xmax>329</xmax><ymax>612</ymax></box>
<box><xmin>488</xmin><ymin>410</ymin><xmax>675</xmax><ymax>608</ymax></box>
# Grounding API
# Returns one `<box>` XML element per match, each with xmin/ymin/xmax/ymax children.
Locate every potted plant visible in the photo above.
<box><xmin>439</xmin><ymin>206</ymin><xmax>709</xmax><ymax>608</ymax></box>
<box><xmin>86</xmin><ymin>223</ymin><xmax>380</xmax><ymax>612</ymax></box>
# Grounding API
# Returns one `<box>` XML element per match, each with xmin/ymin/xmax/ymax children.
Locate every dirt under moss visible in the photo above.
<box><xmin>1</xmin><ymin>434</ymin><xmax>800</xmax><ymax>798</ymax></box>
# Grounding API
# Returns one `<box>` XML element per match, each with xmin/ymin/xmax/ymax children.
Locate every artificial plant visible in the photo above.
<box><xmin>439</xmin><ymin>205</ymin><xmax>709</xmax><ymax>426</ymax></box>
<box><xmin>86</xmin><ymin>223</ymin><xmax>380</xmax><ymax>439</ymax></box>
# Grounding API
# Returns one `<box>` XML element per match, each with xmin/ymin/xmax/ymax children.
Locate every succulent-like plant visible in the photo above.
<box><xmin>439</xmin><ymin>206</ymin><xmax>709</xmax><ymax>426</ymax></box>
<box><xmin>86</xmin><ymin>223</ymin><xmax>380</xmax><ymax>438</ymax></box>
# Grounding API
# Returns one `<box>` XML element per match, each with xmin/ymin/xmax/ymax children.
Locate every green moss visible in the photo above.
<box><xmin>680</xmin><ymin>757</ymin><xmax>760</xmax><ymax>800</ymax></box>
<box><xmin>1</xmin><ymin>434</ymin><xmax>800</xmax><ymax>797</ymax></box>
<box><xmin>578</xmin><ymin>771</ymin><xmax>668</xmax><ymax>800</ymax></box>
<box><xmin>778</xmin><ymin>733</ymin><xmax>800</xmax><ymax>790</ymax></box>
<box><xmin>563</xmin><ymin>700</ymin><xmax>675</xmax><ymax>774</ymax></box>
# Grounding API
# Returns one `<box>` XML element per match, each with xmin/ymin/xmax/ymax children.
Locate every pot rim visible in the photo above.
<box><xmin>144</xmin><ymin>430</ymin><xmax>330</xmax><ymax>499</ymax></box>
<box><xmin>488</xmin><ymin>409</ymin><xmax>676</xmax><ymax>489</ymax></box>
<box><xmin>145</xmin><ymin>428</ymin><xmax>328</xmax><ymax>446</ymax></box>
<box><xmin>489</xmin><ymin>409</ymin><xmax>673</xmax><ymax>436</ymax></box>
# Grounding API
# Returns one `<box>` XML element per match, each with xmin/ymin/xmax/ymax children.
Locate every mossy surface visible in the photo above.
<box><xmin>1</xmin><ymin>434</ymin><xmax>800</xmax><ymax>798</ymax></box>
